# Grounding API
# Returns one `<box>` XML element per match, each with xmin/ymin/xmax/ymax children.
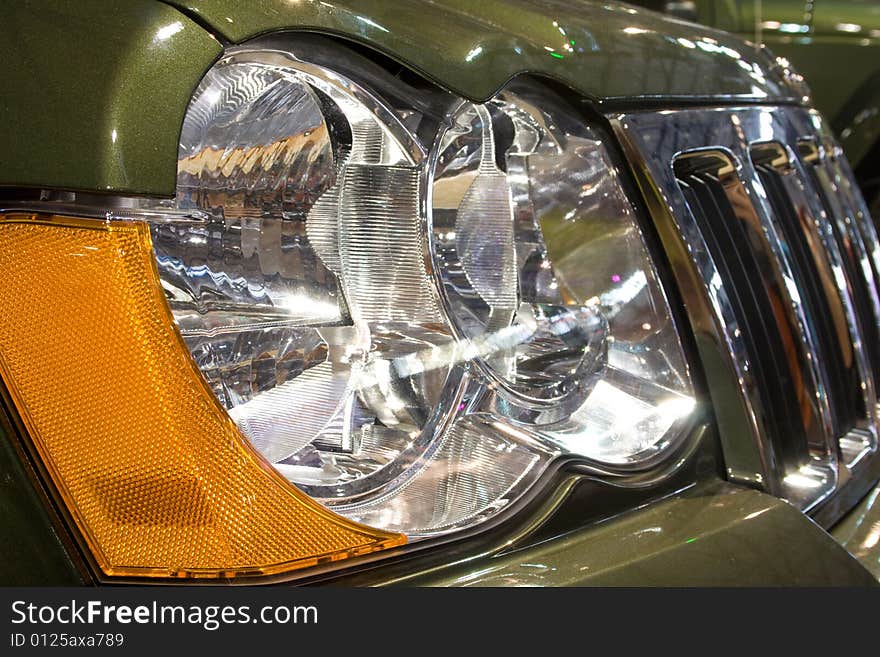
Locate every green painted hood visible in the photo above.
<box><xmin>0</xmin><ymin>0</ymin><xmax>806</xmax><ymax>197</ymax></box>
<box><xmin>165</xmin><ymin>0</ymin><xmax>804</xmax><ymax>103</ymax></box>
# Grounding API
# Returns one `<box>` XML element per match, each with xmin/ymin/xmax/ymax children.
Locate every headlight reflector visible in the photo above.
<box><xmin>430</xmin><ymin>89</ymin><xmax>695</xmax><ymax>466</ymax></box>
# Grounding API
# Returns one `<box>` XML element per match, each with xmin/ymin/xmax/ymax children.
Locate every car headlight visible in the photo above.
<box><xmin>0</xmin><ymin>41</ymin><xmax>696</xmax><ymax>579</ymax></box>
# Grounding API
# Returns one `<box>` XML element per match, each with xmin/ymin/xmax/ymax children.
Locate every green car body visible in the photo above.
<box><xmin>2</xmin><ymin>0</ymin><xmax>880</xmax><ymax>586</ymax></box>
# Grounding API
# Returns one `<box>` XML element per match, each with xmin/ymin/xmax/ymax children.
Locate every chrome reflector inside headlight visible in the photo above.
<box><xmin>154</xmin><ymin>46</ymin><xmax>696</xmax><ymax>537</ymax></box>
<box><xmin>429</xmin><ymin>89</ymin><xmax>695</xmax><ymax>462</ymax></box>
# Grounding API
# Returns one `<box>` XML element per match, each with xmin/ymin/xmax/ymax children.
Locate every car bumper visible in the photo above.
<box><xmin>832</xmin><ymin>479</ymin><xmax>880</xmax><ymax>580</ymax></box>
<box><xmin>330</xmin><ymin>483</ymin><xmax>878</xmax><ymax>586</ymax></box>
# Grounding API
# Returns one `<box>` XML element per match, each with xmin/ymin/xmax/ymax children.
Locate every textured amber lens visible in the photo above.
<box><xmin>0</xmin><ymin>214</ymin><xmax>404</xmax><ymax>579</ymax></box>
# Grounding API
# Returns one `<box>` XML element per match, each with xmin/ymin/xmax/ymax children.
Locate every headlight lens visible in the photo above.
<box><xmin>157</xmin><ymin>50</ymin><xmax>695</xmax><ymax>538</ymax></box>
<box><xmin>430</xmin><ymin>89</ymin><xmax>695</xmax><ymax>461</ymax></box>
<box><xmin>156</xmin><ymin>53</ymin><xmax>480</xmax><ymax>535</ymax></box>
<box><xmin>0</xmin><ymin>43</ymin><xmax>697</xmax><ymax>578</ymax></box>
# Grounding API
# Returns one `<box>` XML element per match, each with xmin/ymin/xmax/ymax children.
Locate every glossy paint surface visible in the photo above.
<box><xmin>0</xmin><ymin>0</ymin><xmax>803</xmax><ymax>198</ymax></box>
<box><xmin>833</xmin><ymin>479</ymin><xmax>880</xmax><ymax>579</ymax></box>
<box><xmin>167</xmin><ymin>0</ymin><xmax>801</xmax><ymax>102</ymax></box>
<box><xmin>0</xmin><ymin>0</ymin><xmax>221</xmax><ymax>195</ymax></box>
<box><xmin>378</xmin><ymin>486</ymin><xmax>877</xmax><ymax>586</ymax></box>
<box><xmin>0</xmin><ymin>425</ymin><xmax>83</xmax><ymax>585</ymax></box>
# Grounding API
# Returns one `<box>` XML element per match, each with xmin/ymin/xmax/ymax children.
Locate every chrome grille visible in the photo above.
<box><xmin>802</xmin><ymin>141</ymin><xmax>880</xmax><ymax>395</ymax></box>
<box><xmin>751</xmin><ymin>144</ymin><xmax>867</xmax><ymax>445</ymax></box>
<box><xmin>615</xmin><ymin>106</ymin><xmax>879</xmax><ymax>511</ymax></box>
<box><xmin>673</xmin><ymin>150</ymin><xmax>828</xmax><ymax>474</ymax></box>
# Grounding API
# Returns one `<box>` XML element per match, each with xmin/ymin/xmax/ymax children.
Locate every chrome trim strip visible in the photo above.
<box><xmin>780</xmin><ymin>136</ymin><xmax>879</xmax><ymax>467</ymax></box>
<box><xmin>0</xmin><ymin>200</ymin><xmax>210</xmax><ymax>225</ymax></box>
<box><xmin>611</xmin><ymin>118</ymin><xmax>777</xmax><ymax>494</ymax></box>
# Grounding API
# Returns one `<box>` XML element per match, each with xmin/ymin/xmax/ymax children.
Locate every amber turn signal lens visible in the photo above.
<box><xmin>0</xmin><ymin>214</ymin><xmax>404</xmax><ymax>579</ymax></box>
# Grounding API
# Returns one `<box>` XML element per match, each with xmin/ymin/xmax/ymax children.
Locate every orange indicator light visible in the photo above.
<box><xmin>0</xmin><ymin>214</ymin><xmax>404</xmax><ymax>579</ymax></box>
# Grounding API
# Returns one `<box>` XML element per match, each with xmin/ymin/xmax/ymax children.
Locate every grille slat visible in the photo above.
<box><xmin>752</xmin><ymin>150</ymin><xmax>864</xmax><ymax>440</ymax></box>
<box><xmin>675</xmin><ymin>153</ymin><xmax>821</xmax><ymax>471</ymax></box>
<box><xmin>618</xmin><ymin>106</ymin><xmax>878</xmax><ymax>512</ymax></box>
<box><xmin>803</xmin><ymin>152</ymin><xmax>880</xmax><ymax>393</ymax></box>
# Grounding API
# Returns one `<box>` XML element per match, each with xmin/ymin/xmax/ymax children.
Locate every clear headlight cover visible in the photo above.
<box><xmin>154</xmin><ymin>46</ymin><xmax>695</xmax><ymax>537</ymax></box>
